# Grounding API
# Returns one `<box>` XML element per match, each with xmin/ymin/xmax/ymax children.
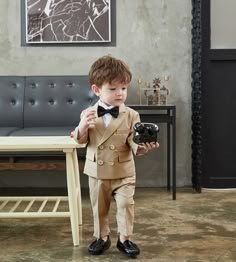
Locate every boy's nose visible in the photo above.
<box><xmin>116</xmin><ymin>89</ymin><xmax>122</xmax><ymax>95</ymax></box>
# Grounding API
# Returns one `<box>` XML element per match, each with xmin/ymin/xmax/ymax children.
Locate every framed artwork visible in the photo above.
<box><xmin>23</xmin><ymin>0</ymin><xmax>114</xmax><ymax>45</ymax></box>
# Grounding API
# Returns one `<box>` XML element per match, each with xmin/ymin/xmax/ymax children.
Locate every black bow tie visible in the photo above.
<box><xmin>97</xmin><ymin>105</ymin><xmax>119</xmax><ymax>118</ymax></box>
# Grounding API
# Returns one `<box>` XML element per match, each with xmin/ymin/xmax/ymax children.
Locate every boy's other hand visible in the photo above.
<box><xmin>78</xmin><ymin>109</ymin><xmax>96</xmax><ymax>137</ymax></box>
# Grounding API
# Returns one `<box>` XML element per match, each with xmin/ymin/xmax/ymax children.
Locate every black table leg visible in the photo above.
<box><xmin>172</xmin><ymin>107</ymin><xmax>176</xmax><ymax>200</ymax></box>
<box><xmin>167</xmin><ymin>110</ymin><xmax>171</xmax><ymax>191</ymax></box>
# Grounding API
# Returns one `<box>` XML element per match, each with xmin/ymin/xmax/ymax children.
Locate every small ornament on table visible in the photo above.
<box><xmin>137</xmin><ymin>75</ymin><xmax>170</xmax><ymax>105</ymax></box>
<box><xmin>145</xmin><ymin>81</ymin><xmax>151</xmax><ymax>104</ymax></box>
<box><xmin>152</xmin><ymin>78</ymin><xmax>161</xmax><ymax>105</ymax></box>
<box><xmin>160</xmin><ymin>75</ymin><xmax>170</xmax><ymax>105</ymax></box>
<box><xmin>138</xmin><ymin>79</ymin><xmax>143</xmax><ymax>105</ymax></box>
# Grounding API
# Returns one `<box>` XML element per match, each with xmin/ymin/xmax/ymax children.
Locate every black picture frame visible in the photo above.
<box><xmin>21</xmin><ymin>0</ymin><xmax>116</xmax><ymax>46</ymax></box>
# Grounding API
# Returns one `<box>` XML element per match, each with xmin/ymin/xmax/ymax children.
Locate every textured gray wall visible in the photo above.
<box><xmin>0</xmin><ymin>0</ymin><xmax>192</xmax><ymax>187</ymax></box>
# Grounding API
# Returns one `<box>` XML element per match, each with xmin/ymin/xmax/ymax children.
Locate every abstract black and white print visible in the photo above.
<box><xmin>26</xmin><ymin>0</ymin><xmax>111</xmax><ymax>43</ymax></box>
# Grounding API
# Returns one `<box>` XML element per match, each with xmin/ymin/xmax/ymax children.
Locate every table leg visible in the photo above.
<box><xmin>172</xmin><ymin>108</ymin><xmax>176</xmax><ymax>200</ymax></box>
<box><xmin>72</xmin><ymin>149</ymin><xmax>82</xmax><ymax>225</ymax></box>
<box><xmin>167</xmin><ymin>117</ymin><xmax>171</xmax><ymax>191</ymax></box>
<box><xmin>65</xmin><ymin>150</ymin><xmax>79</xmax><ymax>246</ymax></box>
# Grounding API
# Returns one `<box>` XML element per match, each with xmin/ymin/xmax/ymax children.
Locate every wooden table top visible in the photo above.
<box><xmin>0</xmin><ymin>136</ymin><xmax>80</xmax><ymax>151</ymax></box>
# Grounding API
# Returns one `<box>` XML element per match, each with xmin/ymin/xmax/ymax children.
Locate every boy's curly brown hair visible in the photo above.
<box><xmin>89</xmin><ymin>55</ymin><xmax>132</xmax><ymax>88</ymax></box>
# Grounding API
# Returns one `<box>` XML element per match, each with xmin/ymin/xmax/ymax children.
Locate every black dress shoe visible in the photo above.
<box><xmin>88</xmin><ymin>236</ymin><xmax>111</xmax><ymax>255</ymax></box>
<box><xmin>117</xmin><ymin>239</ymin><xmax>140</xmax><ymax>258</ymax></box>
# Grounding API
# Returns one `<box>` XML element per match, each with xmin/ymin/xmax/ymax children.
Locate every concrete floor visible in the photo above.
<box><xmin>0</xmin><ymin>187</ymin><xmax>236</xmax><ymax>262</ymax></box>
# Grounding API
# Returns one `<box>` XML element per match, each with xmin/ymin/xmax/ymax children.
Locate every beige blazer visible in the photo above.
<box><xmin>73</xmin><ymin>102</ymin><xmax>140</xmax><ymax>179</ymax></box>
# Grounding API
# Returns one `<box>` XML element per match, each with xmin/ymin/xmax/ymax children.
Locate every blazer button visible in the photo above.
<box><xmin>99</xmin><ymin>145</ymin><xmax>104</xmax><ymax>150</ymax></box>
<box><xmin>98</xmin><ymin>160</ymin><xmax>104</xmax><ymax>165</ymax></box>
<box><xmin>109</xmin><ymin>145</ymin><xmax>115</xmax><ymax>150</ymax></box>
<box><xmin>108</xmin><ymin>161</ymin><xmax>114</xmax><ymax>166</ymax></box>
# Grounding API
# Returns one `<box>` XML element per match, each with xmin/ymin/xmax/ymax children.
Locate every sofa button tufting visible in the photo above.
<box><xmin>29</xmin><ymin>100</ymin><xmax>35</xmax><ymax>105</ymax></box>
<box><xmin>31</xmin><ymin>83</ymin><xmax>38</xmax><ymax>88</ymax></box>
<box><xmin>48</xmin><ymin>99</ymin><xmax>55</xmax><ymax>105</ymax></box>
<box><xmin>12</xmin><ymin>83</ymin><xmax>19</xmax><ymax>88</ymax></box>
<box><xmin>10</xmin><ymin>100</ymin><xmax>16</xmax><ymax>105</ymax></box>
<box><xmin>68</xmin><ymin>82</ymin><xmax>75</xmax><ymax>88</ymax></box>
<box><xmin>49</xmin><ymin>83</ymin><xmax>56</xmax><ymax>88</ymax></box>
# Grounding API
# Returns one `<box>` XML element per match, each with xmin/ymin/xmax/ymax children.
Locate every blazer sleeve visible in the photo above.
<box><xmin>127</xmin><ymin>110</ymin><xmax>140</xmax><ymax>155</ymax></box>
<box><xmin>72</xmin><ymin>110</ymin><xmax>89</xmax><ymax>146</ymax></box>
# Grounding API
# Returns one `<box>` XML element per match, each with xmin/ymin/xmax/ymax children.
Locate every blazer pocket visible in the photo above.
<box><xmin>118</xmin><ymin>150</ymin><xmax>132</xmax><ymax>163</ymax></box>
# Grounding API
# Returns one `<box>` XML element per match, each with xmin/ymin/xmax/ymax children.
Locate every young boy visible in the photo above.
<box><xmin>72</xmin><ymin>55</ymin><xmax>159</xmax><ymax>258</ymax></box>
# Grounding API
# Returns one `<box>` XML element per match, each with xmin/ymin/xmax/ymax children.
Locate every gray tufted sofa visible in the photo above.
<box><xmin>0</xmin><ymin>75</ymin><xmax>98</xmax><ymax>157</ymax></box>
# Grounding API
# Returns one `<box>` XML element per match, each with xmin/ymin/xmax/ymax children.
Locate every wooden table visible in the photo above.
<box><xmin>0</xmin><ymin>136</ymin><xmax>82</xmax><ymax>246</ymax></box>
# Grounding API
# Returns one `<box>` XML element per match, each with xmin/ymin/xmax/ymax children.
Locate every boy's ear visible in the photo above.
<box><xmin>91</xmin><ymin>84</ymin><xmax>100</xmax><ymax>96</ymax></box>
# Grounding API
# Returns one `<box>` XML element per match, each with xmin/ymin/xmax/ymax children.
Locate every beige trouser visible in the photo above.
<box><xmin>89</xmin><ymin>176</ymin><xmax>136</xmax><ymax>239</ymax></box>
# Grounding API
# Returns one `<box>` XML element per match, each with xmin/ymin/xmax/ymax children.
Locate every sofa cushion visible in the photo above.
<box><xmin>23</xmin><ymin>76</ymin><xmax>98</xmax><ymax>127</ymax></box>
<box><xmin>0</xmin><ymin>127</ymin><xmax>22</xmax><ymax>136</ymax></box>
<box><xmin>0</xmin><ymin>76</ymin><xmax>24</xmax><ymax>128</ymax></box>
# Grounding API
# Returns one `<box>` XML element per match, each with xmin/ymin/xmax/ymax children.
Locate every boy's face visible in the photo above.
<box><xmin>92</xmin><ymin>82</ymin><xmax>128</xmax><ymax>107</ymax></box>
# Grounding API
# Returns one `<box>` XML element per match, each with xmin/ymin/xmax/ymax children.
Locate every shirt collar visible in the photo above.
<box><xmin>98</xmin><ymin>100</ymin><xmax>114</xmax><ymax>109</ymax></box>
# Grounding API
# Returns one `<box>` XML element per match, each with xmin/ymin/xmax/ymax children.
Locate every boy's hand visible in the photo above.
<box><xmin>136</xmin><ymin>141</ymin><xmax>160</xmax><ymax>155</ymax></box>
<box><xmin>77</xmin><ymin>109</ymin><xmax>96</xmax><ymax>138</ymax></box>
<box><xmin>142</xmin><ymin>141</ymin><xmax>160</xmax><ymax>151</ymax></box>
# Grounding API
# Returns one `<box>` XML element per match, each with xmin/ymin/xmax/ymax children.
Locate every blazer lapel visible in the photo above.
<box><xmin>98</xmin><ymin>104</ymin><xmax>127</xmax><ymax>146</ymax></box>
<box><xmin>91</xmin><ymin>102</ymin><xmax>106</xmax><ymax>136</ymax></box>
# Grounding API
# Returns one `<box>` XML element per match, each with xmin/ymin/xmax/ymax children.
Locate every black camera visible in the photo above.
<box><xmin>133</xmin><ymin>122</ymin><xmax>159</xmax><ymax>144</ymax></box>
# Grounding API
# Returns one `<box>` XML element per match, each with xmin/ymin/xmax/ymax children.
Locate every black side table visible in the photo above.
<box><xmin>129</xmin><ymin>105</ymin><xmax>176</xmax><ymax>200</ymax></box>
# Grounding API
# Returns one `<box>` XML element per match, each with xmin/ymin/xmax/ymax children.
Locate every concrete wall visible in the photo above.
<box><xmin>0</xmin><ymin>0</ymin><xmax>192</xmax><ymax>188</ymax></box>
